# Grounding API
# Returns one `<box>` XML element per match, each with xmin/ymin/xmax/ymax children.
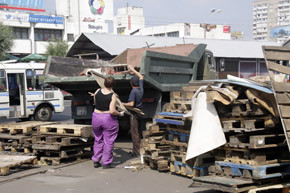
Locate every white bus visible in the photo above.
<box><xmin>0</xmin><ymin>60</ymin><xmax>64</xmax><ymax>121</ymax></box>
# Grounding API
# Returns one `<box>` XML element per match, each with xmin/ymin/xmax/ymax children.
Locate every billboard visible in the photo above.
<box><xmin>0</xmin><ymin>0</ymin><xmax>45</xmax><ymax>12</ymax></box>
<box><xmin>271</xmin><ymin>25</ymin><xmax>290</xmax><ymax>38</ymax></box>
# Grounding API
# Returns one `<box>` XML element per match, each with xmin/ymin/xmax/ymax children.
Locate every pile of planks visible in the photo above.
<box><xmin>141</xmin><ymin>82</ymin><xmax>215</xmax><ymax>177</ymax></box>
<box><xmin>0</xmin><ymin>121</ymin><xmax>94</xmax><ymax>167</ymax></box>
<box><xmin>32</xmin><ymin>124</ymin><xmax>94</xmax><ymax>166</ymax></box>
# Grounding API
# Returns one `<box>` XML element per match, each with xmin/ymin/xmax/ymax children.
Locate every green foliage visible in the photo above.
<box><xmin>45</xmin><ymin>39</ymin><xmax>69</xmax><ymax>57</ymax></box>
<box><xmin>0</xmin><ymin>23</ymin><xmax>14</xmax><ymax>60</ymax></box>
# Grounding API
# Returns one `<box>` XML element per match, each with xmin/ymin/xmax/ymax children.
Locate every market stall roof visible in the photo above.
<box><xmin>67</xmin><ymin>33</ymin><xmax>280</xmax><ymax>59</ymax></box>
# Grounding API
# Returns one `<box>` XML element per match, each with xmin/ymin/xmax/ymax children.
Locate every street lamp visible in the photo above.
<box><xmin>203</xmin><ymin>8</ymin><xmax>222</xmax><ymax>39</ymax></box>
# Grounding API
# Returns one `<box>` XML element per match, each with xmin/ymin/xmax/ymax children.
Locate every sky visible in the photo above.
<box><xmin>114</xmin><ymin>0</ymin><xmax>254</xmax><ymax>40</ymax></box>
<box><xmin>44</xmin><ymin>0</ymin><xmax>254</xmax><ymax>40</ymax></box>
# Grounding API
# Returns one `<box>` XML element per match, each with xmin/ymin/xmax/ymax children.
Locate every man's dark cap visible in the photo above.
<box><xmin>130</xmin><ymin>75</ymin><xmax>139</xmax><ymax>86</ymax></box>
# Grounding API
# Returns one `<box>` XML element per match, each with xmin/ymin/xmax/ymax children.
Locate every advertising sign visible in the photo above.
<box><xmin>80</xmin><ymin>0</ymin><xmax>113</xmax><ymax>21</ymax></box>
<box><xmin>29</xmin><ymin>14</ymin><xmax>63</xmax><ymax>24</ymax></box>
<box><xmin>1</xmin><ymin>12</ymin><xmax>29</xmax><ymax>22</ymax></box>
<box><xmin>223</xmin><ymin>25</ymin><xmax>230</xmax><ymax>33</ymax></box>
<box><xmin>0</xmin><ymin>0</ymin><xmax>45</xmax><ymax>12</ymax></box>
<box><xmin>271</xmin><ymin>25</ymin><xmax>290</xmax><ymax>38</ymax></box>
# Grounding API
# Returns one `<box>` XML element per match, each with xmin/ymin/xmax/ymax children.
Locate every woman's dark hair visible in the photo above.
<box><xmin>104</xmin><ymin>76</ymin><xmax>115</xmax><ymax>88</ymax></box>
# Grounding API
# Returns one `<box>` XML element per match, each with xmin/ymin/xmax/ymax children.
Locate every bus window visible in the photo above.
<box><xmin>0</xmin><ymin>70</ymin><xmax>7</xmax><ymax>91</ymax></box>
<box><xmin>35</xmin><ymin>69</ymin><xmax>45</xmax><ymax>90</ymax></box>
<box><xmin>26</xmin><ymin>69</ymin><xmax>34</xmax><ymax>90</ymax></box>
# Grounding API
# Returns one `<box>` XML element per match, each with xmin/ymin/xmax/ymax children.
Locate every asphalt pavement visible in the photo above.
<box><xmin>0</xmin><ymin>100</ymin><xmax>216</xmax><ymax>193</ymax></box>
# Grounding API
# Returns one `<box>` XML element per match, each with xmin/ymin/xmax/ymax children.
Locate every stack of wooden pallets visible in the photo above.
<box><xmin>141</xmin><ymin>123</ymin><xmax>170</xmax><ymax>171</ymax></box>
<box><xmin>32</xmin><ymin>124</ymin><xmax>94</xmax><ymax>166</ymax></box>
<box><xmin>141</xmin><ymin>82</ymin><xmax>215</xmax><ymax>177</ymax></box>
<box><xmin>0</xmin><ymin>121</ymin><xmax>53</xmax><ymax>154</ymax></box>
<box><xmin>191</xmin><ymin>82</ymin><xmax>290</xmax><ymax>192</ymax></box>
<box><xmin>209</xmin><ymin>88</ymin><xmax>290</xmax><ymax>180</ymax></box>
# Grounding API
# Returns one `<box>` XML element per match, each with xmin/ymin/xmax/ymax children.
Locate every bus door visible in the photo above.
<box><xmin>0</xmin><ymin>70</ymin><xmax>9</xmax><ymax>119</ymax></box>
<box><xmin>8</xmin><ymin>73</ymin><xmax>26</xmax><ymax>118</ymax></box>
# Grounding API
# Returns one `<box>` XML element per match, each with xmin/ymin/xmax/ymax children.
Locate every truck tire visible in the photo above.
<box><xmin>34</xmin><ymin>105</ymin><xmax>52</xmax><ymax>121</ymax></box>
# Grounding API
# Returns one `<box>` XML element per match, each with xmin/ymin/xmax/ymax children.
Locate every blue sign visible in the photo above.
<box><xmin>271</xmin><ymin>25</ymin><xmax>290</xmax><ymax>38</ymax></box>
<box><xmin>0</xmin><ymin>0</ymin><xmax>44</xmax><ymax>8</ymax></box>
<box><xmin>29</xmin><ymin>14</ymin><xmax>63</xmax><ymax>24</ymax></box>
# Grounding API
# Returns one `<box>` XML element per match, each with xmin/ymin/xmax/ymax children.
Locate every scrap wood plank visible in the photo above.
<box><xmin>0</xmin><ymin>154</ymin><xmax>37</xmax><ymax>175</ymax></box>
<box><xmin>191</xmin><ymin>176</ymin><xmax>254</xmax><ymax>193</ymax></box>
<box><xmin>263</xmin><ymin>45</ymin><xmax>290</xmax><ymax>152</ymax></box>
<box><xmin>39</xmin><ymin>124</ymin><xmax>93</xmax><ymax>137</ymax></box>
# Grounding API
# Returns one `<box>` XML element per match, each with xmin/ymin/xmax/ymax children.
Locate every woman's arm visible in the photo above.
<box><xmin>109</xmin><ymin>94</ymin><xmax>124</xmax><ymax>116</ymax></box>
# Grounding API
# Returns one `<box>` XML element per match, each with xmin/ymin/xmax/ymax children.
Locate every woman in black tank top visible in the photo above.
<box><xmin>91</xmin><ymin>76</ymin><xmax>124</xmax><ymax>169</ymax></box>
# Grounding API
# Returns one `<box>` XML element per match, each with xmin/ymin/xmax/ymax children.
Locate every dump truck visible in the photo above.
<box><xmin>44</xmin><ymin>44</ymin><xmax>217</xmax><ymax>127</ymax></box>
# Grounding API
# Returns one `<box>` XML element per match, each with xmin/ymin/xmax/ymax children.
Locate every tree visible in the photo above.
<box><xmin>0</xmin><ymin>22</ymin><xmax>14</xmax><ymax>60</ymax></box>
<box><xmin>45</xmin><ymin>39</ymin><xmax>69</xmax><ymax>57</ymax></box>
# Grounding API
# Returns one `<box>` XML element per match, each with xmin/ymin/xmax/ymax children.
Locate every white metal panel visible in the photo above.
<box><xmin>73</xmin><ymin>33</ymin><xmax>280</xmax><ymax>59</ymax></box>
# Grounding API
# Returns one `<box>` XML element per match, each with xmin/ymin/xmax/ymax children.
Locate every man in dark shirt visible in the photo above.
<box><xmin>123</xmin><ymin>65</ymin><xmax>144</xmax><ymax>156</ymax></box>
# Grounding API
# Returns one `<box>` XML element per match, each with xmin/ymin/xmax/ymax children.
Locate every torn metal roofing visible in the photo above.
<box><xmin>67</xmin><ymin>33</ymin><xmax>280</xmax><ymax>59</ymax></box>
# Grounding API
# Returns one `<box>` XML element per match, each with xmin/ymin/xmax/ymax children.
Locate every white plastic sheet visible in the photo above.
<box><xmin>185</xmin><ymin>92</ymin><xmax>226</xmax><ymax>161</ymax></box>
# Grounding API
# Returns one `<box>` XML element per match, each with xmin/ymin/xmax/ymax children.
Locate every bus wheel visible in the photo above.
<box><xmin>34</xmin><ymin>105</ymin><xmax>52</xmax><ymax>121</ymax></box>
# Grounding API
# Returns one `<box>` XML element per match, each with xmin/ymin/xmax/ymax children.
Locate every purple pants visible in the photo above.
<box><xmin>91</xmin><ymin>112</ymin><xmax>119</xmax><ymax>165</ymax></box>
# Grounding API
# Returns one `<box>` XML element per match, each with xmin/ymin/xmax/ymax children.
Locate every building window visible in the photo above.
<box><xmin>154</xmin><ymin>33</ymin><xmax>165</xmax><ymax>37</ymax></box>
<box><xmin>167</xmin><ymin>31</ymin><xmax>179</xmax><ymax>37</ymax></box>
<box><xmin>13</xmin><ymin>28</ymin><xmax>29</xmax><ymax>39</ymax></box>
<box><xmin>67</xmin><ymin>34</ymin><xmax>74</xmax><ymax>42</ymax></box>
<box><xmin>34</xmin><ymin>29</ymin><xmax>62</xmax><ymax>41</ymax></box>
<box><xmin>0</xmin><ymin>70</ymin><xmax>7</xmax><ymax>92</ymax></box>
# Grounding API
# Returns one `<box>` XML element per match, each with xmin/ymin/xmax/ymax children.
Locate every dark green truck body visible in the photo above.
<box><xmin>44</xmin><ymin>44</ymin><xmax>217</xmax><ymax>125</ymax></box>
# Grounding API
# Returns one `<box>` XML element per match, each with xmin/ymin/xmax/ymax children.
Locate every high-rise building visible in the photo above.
<box><xmin>253</xmin><ymin>0</ymin><xmax>290</xmax><ymax>43</ymax></box>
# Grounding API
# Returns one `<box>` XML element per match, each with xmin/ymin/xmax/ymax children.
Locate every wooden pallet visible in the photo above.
<box><xmin>39</xmin><ymin>124</ymin><xmax>93</xmax><ymax>137</ymax></box>
<box><xmin>155</xmin><ymin>112</ymin><xmax>188</xmax><ymax>126</ymax></box>
<box><xmin>143</xmin><ymin>156</ymin><xmax>169</xmax><ymax>171</ymax></box>
<box><xmin>0</xmin><ymin>133</ymin><xmax>31</xmax><ymax>145</ymax></box>
<box><xmin>263</xmin><ymin>46</ymin><xmax>290</xmax><ymax>151</ymax></box>
<box><xmin>216</xmin><ymin>99</ymin><xmax>268</xmax><ymax>117</ymax></box>
<box><xmin>0</xmin><ymin>121</ymin><xmax>56</xmax><ymax>135</ymax></box>
<box><xmin>215</xmin><ymin>146</ymin><xmax>290</xmax><ymax>166</ymax></box>
<box><xmin>0</xmin><ymin>143</ymin><xmax>33</xmax><ymax>154</ymax></box>
<box><xmin>166</xmin><ymin>100</ymin><xmax>191</xmax><ymax>114</ymax></box>
<box><xmin>170</xmin><ymin>161</ymin><xmax>209</xmax><ymax>178</ymax></box>
<box><xmin>32</xmin><ymin>142</ymin><xmax>93</xmax><ymax>151</ymax></box>
<box><xmin>226</xmin><ymin>134</ymin><xmax>286</xmax><ymax>149</ymax></box>
<box><xmin>32</xmin><ymin>135</ymin><xmax>91</xmax><ymax>146</ymax></box>
<box><xmin>211</xmin><ymin>161</ymin><xmax>290</xmax><ymax>180</ymax></box>
<box><xmin>220</xmin><ymin>116</ymin><xmax>277</xmax><ymax>132</ymax></box>
<box><xmin>170</xmin><ymin>151</ymin><xmax>214</xmax><ymax>165</ymax></box>
<box><xmin>39</xmin><ymin>150</ymin><xmax>92</xmax><ymax>166</ymax></box>
<box><xmin>168</xmin><ymin>130</ymin><xmax>190</xmax><ymax>143</ymax></box>
<box><xmin>0</xmin><ymin>154</ymin><xmax>37</xmax><ymax>175</ymax></box>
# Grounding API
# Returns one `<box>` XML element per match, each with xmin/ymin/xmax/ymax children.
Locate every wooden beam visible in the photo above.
<box><xmin>273</xmin><ymin>82</ymin><xmax>290</xmax><ymax>92</ymax></box>
<box><xmin>267</xmin><ymin>61</ymin><xmax>290</xmax><ymax>75</ymax></box>
<box><xmin>264</xmin><ymin>51</ymin><xmax>290</xmax><ymax>61</ymax></box>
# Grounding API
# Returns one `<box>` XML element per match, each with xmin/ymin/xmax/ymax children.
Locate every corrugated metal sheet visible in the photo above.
<box><xmin>67</xmin><ymin>33</ymin><xmax>280</xmax><ymax>59</ymax></box>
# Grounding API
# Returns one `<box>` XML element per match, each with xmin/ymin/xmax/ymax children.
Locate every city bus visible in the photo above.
<box><xmin>0</xmin><ymin>60</ymin><xmax>64</xmax><ymax>121</ymax></box>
